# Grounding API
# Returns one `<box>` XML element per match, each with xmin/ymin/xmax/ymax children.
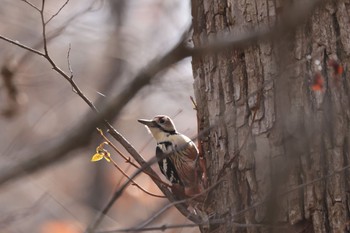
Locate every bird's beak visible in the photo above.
<box><xmin>138</xmin><ymin>119</ymin><xmax>157</xmax><ymax>127</ymax></box>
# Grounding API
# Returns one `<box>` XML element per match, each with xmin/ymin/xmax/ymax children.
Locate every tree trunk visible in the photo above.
<box><xmin>191</xmin><ymin>0</ymin><xmax>350</xmax><ymax>232</ymax></box>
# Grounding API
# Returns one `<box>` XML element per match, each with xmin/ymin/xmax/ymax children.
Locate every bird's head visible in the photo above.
<box><xmin>138</xmin><ymin>115</ymin><xmax>177</xmax><ymax>141</ymax></box>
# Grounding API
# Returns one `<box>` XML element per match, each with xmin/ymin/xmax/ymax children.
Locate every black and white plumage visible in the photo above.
<box><xmin>156</xmin><ymin>141</ymin><xmax>182</xmax><ymax>185</ymax></box>
<box><xmin>138</xmin><ymin>115</ymin><xmax>201</xmax><ymax>194</ymax></box>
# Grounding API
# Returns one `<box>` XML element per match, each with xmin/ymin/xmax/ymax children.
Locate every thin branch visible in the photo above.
<box><xmin>15</xmin><ymin>0</ymin><xmax>97</xmax><ymax>72</ymax></box>
<box><xmin>115</xmin><ymin>163</ymin><xmax>131</xmax><ymax>186</ymax></box>
<box><xmin>134</xmin><ymin>178</ymin><xmax>224</xmax><ymax>230</ymax></box>
<box><xmin>98</xmin><ymin>129</ymin><xmax>136</xmax><ymax>166</ymax></box>
<box><xmin>107</xmin><ymin>154</ymin><xmax>166</xmax><ymax>198</ymax></box>
<box><xmin>67</xmin><ymin>43</ymin><xmax>73</xmax><ymax>78</ymax></box>
<box><xmin>46</xmin><ymin>0</ymin><xmax>70</xmax><ymax>24</ymax></box>
<box><xmin>190</xmin><ymin>96</ymin><xmax>197</xmax><ymax>110</ymax></box>
<box><xmin>0</xmin><ymin>35</ymin><xmax>44</xmax><ymax>57</ymax></box>
<box><xmin>40</xmin><ymin>0</ymin><xmax>49</xmax><ymax>56</ymax></box>
<box><xmin>21</xmin><ymin>0</ymin><xmax>40</xmax><ymax>12</ymax></box>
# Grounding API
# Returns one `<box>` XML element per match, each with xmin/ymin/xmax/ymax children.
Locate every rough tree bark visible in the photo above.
<box><xmin>192</xmin><ymin>0</ymin><xmax>350</xmax><ymax>232</ymax></box>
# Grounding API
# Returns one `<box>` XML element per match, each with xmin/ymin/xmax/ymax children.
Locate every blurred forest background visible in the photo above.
<box><xmin>0</xmin><ymin>0</ymin><xmax>198</xmax><ymax>232</ymax></box>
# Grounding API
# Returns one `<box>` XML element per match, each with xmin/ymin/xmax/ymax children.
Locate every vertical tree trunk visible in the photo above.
<box><xmin>191</xmin><ymin>0</ymin><xmax>350</xmax><ymax>232</ymax></box>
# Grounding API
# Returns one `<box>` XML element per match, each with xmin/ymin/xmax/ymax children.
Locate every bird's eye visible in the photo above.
<box><xmin>159</xmin><ymin>118</ymin><xmax>165</xmax><ymax>124</ymax></box>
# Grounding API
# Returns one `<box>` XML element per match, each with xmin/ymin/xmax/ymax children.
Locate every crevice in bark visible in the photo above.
<box><xmin>241</xmin><ymin>53</ymin><xmax>250</xmax><ymax>122</ymax></box>
<box><xmin>343</xmin><ymin>136</ymin><xmax>350</xmax><ymax>228</ymax></box>
<box><xmin>297</xmin><ymin>154</ymin><xmax>306</xmax><ymax>223</ymax></box>
<box><xmin>323</xmin><ymin>185</ymin><xmax>331</xmax><ymax>233</ymax></box>
<box><xmin>321</xmin><ymin>126</ymin><xmax>331</xmax><ymax>233</ymax></box>
<box><xmin>323</xmin><ymin>52</ymin><xmax>335</xmax><ymax>150</ymax></box>
<box><xmin>192</xmin><ymin>0</ymin><xmax>206</xmax><ymax>38</ymax></box>
<box><xmin>331</xmin><ymin>9</ymin><xmax>342</xmax><ymax>59</ymax></box>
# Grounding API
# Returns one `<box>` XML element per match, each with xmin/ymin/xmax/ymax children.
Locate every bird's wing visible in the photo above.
<box><xmin>156</xmin><ymin>146</ymin><xmax>183</xmax><ymax>185</ymax></box>
<box><xmin>177</xmin><ymin>141</ymin><xmax>198</xmax><ymax>161</ymax></box>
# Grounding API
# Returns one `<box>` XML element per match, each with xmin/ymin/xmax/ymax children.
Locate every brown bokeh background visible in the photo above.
<box><xmin>0</xmin><ymin>0</ymin><xmax>198</xmax><ymax>232</ymax></box>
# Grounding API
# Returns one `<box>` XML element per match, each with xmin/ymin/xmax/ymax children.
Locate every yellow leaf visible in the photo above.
<box><xmin>104</xmin><ymin>154</ymin><xmax>111</xmax><ymax>162</ymax></box>
<box><xmin>91</xmin><ymin>153</ymin><xmax>104</xmax><ymax>162</ymax></box>
<box><xmin>91</xmin><ymin>141</ymin><xmax>111</xmax><ymax>163</ymax></box>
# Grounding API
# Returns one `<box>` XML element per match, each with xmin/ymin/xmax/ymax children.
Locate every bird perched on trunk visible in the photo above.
<box><xmin>138</xmin><ymin>115</ymin><xmax>207</xmax><ymax>198</ymax></box>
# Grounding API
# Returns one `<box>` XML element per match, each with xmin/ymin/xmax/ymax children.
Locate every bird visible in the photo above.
<box><xmin>138</xmin><ymin>115</ymin><xmax>206</xmax><ymax>197</ymax></box>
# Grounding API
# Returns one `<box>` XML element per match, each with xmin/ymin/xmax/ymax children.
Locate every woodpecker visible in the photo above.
<box><xmin>138</xmin><ymin>115</ymin><xmax>205</xmax><ymax>197</ymax></box>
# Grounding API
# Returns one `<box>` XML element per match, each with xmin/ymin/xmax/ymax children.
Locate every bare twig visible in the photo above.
<box><xmin>40</xmin><ymin>0</ymin><xmax>49</xmax><ymax>56</ymax></box>
<box><xmin>0</xmin><ymin>35</ymin><xmax>44</xmax><ymax>57</ymax></box>
<box><xmin>107</xmin><ymin>153</ymin><xmax>166</xmax><ymax>198</ymax></box>
<box><xmin>135</xmin><ymin>178</ymin><xmax>223</xmax><ymax>230</ymax></box>
<box><xmin>190</xmin><ymin>96</ymin><xmax>197</xmax><ymax>110</ymax></box>
<box><xmin>0</xmin><ymin>0</ymin><xmax>97</xmax><ymax>117</ymax></box>
<box><xmin>46</xmin><ymin>0</ymin><xmax>70</xmax><ymax>24</ymax></box>
<box><xmin>21</xmin><ymin>0</ymin><xmax>40</xmax><ymax>12</ymax></box>
<box><xmin>98</xmin><ymin>129</ymin><xmax>136</xmax><ymax>166</ymax></box>
<box><xmin>67</xmin><ymin>43</ymin><xmax>73</xmax><ymax>78</ymax></box>
<box><xmin>15</xmin><ymin>0</ymin><xmax>97</xmax><ymax>72</ymax></box>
